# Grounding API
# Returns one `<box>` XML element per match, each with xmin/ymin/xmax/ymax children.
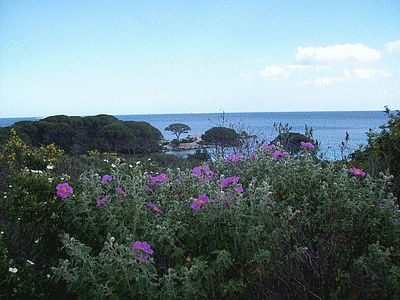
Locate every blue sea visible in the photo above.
<box><xmin>0</xmin><ymin>111</ymin><xmax>389</xmax><ymax>160</ymax></box>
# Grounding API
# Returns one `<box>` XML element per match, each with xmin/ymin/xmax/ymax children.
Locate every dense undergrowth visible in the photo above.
<box><xmin>0</xmin><ymin>107</ymin><xmax>399</xmax><ymax>299</ymax></box>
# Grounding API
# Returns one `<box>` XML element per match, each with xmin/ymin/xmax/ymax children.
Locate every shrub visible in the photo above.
<box><xmin>49</xmin><ymin>146</ymin><xmax>400</xmax><ymax>299</ymax></box>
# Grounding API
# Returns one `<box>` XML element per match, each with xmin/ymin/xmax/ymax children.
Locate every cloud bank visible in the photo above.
<box><xmin>255</xmin><ymin>42</ymin><xmax>397</xmax><ymax>86</ymax></box>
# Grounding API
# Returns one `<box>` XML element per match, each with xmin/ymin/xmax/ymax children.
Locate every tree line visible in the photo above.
<box><xmin>0</xmin><ymin>114</ymin><xmax>163</xmax><ymax>156</ymax></box>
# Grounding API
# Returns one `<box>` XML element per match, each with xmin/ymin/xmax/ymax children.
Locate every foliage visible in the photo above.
<box><xmin>0</xmin><ymin>115</ymin><xmax>163</xmax><ymax>156</ymax></box>
<box><xmin>45</xmin><ymin>147</ymin><xmax>399</xmax><ymax>299</ymax></box>
<box><xmin>350</xmin><ymin>106</ymin><xmax>400</xmax><ymax>199</ymax></box>
<box><xmin>201</xmin><ymin>127</ymin><xmax>240</xmax><ymax>158</ymax></box>
<box><xmin>2</xmin><ymin>114</ymin><xmax>400</xmax><ymax>299</ymax></box>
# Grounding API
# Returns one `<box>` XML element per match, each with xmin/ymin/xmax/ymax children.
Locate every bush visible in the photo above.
<box><xmin>350</xmin><ymin>106</ymin><xmax>400</xmax><ymax>200</ymax></box>
<box><xmin>49</xmin><ymin>146</ymin><xmax>400</xmax><ymax>299</ymax></box>
<box><xmin>2</xmin><ymin>129</ymin><xmax>400</xmax><ymax>299</ymax></box>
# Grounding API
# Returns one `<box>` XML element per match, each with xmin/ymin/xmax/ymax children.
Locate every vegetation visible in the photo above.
<box><xmin>200</xmin><ymin>126</ymin><xmax>240</xmax><ymax>158</ymax></box>
<box><xmin>350</xmin><ymin>106</ymin><xmax>400</xmax><ymax>199</ymax></box>
<box><xmin>0</xmin><ymin>107</ymin><xmax>399</xmax><ymax>299</ymax></box>
<box><xmin>0</xmin><ymin>115</ymin><xmax>163</xmax><ymax>156</ymax></box>
<box><xmin>165</xmin><ymin>123</ymin><xmax>191</xmax><ymax>142</ymax></box>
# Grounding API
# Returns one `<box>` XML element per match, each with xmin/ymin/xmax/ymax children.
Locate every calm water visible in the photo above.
<box><xmin>0</xmin><ymin>111</ymin><xmax>389</xmax><ymax>160</ymax></box>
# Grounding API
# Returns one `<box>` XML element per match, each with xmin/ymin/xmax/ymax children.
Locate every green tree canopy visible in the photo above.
<box><xmin>201</xmin><ymin>127</ymin><xmax>240</xmax><ymax>157</ymax></box>
<box><xmin>165</xmin><ymin>123</ymin><xmax>191</xmax><ymax>141</ymax></box>
<box><xmin>0</xmin><ymin>114</ymin><xmax>163</xmax><ymax>156</ymax></box>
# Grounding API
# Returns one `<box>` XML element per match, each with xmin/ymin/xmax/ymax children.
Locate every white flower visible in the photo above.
<box><xmin>27</xmin><ymin>260</ymin><xmax>34</xmax><ymax>265</ymax></box>
<box><xmin>48</xmin><ymin>178</ymin><xmax>53</xmax><ymax>182</ymax></box>
<box><xmin>35</xmin><ymin>239</ymin><xmax>39</xmax><ymax>244</ymax></box>
<box><xmin>104</xmin><ymin>159</ymin><xmax>109</xmax><ymax>162</ymax></box>
<box><xmin>30</xmin><ymin>170</ymin><xmax>43</xmax><ymax>174</ymax></box>
<box><xmin>136</xmin><ymin>161</ymin><xmax>140</xmax><ymax>165</ymax></box>
<box><xmin>47</xmin><ymin>274</ymin><xmax>50</xmax><ymax>278</ymax></box>
<box><xmin>9</xmin><ymin>267</ymin><xmax>18</xmax><ymax>273</ymax></box>
<box><xmin>111</xmin><ymin>164</ymin><xmax>116</xmax><ymax>168</ymax></box>
<box><xmin>47</xmin><ymin>165</ymin><xmax>54</xmax><ymax>170</ymax></box>
<box><xmin>0</xmin><ymin>231</ymin><xmax>4</xmax><ymax>234</ymax></box>
<box><xmin>129</xmin><ymin>164</ymin><xmax>133</xmax><ymax>168</ymax></box>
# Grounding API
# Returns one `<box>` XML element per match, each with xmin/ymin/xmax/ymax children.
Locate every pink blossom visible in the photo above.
<box><xmin>301</xmin><ymin>142</ymin><xmax>315</xmax><ymax>149</ymax></box>
<box><xmin>349</xmin><ymin>167</ymin><xmax>366</xmax><ymax>177</ymax></box>
<box><xmin>97</xmin><ymin>195</ymin><xmax>109</xmax><ymax>206</ymax></box>
<box><xmin>273</xmin><ymin>150</ymin><xmax>288</xmax><ymax>159</ymax></box>
<box><xmin>191</xmin><ymin>194</ymin><xmax>209</xmax><ymax>210</ymax></box>
<box><xmin>132</xmin><ymin>241</ymin><xmax>153</xmax><ymax>260</ymax></box>
<box><xmin>56</xmin><ymin>183</ymin><xmax>73</xmax><ymax>198</ymax></box>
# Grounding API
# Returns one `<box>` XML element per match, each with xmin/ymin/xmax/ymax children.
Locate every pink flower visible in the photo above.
<box><xmin>146</xmin><ymin>203</ymin><xmax>163</xmax><ymax>214</ymax></box>
<box><xmin>227</xmin><ymin>153</ymin><xmax>243</xmax><ymax>165</ymax></box>
<box><xmin>116</xmin><ymin>187</ymin><xmax>127</xmax><ymax>197</ymax></box>
<box><xmin>157</xmin><ymin>173</ymin><xmax>168</xmax><ymax>182</ymax></box>
<box><xmin>97</xmin><ymin>195</ymin><xmax>109</xmax><ymax>206</ymax></box>
<box><xmin>191</xmin><ymin>194</ymin><xmax>209</xmax><ymax>210</ymax></box>
<box><xmin>250</xmin><ymin>150</ymin><xmax>255</xmax><ymax>161</ymax></box>
<box><xmin>349</xmin><ymin>167</ymin><xmax>366</xmax><ymax>177</ymax></box>
<box><xmin>144</xmin><ymin>184</ymin><xmax>153</xmax><ymax>193</ymax></box>
<box><xmin>301</xmin><ymin>142</ymin><xmax>315</xmax><ymax>149</ymax></box>
<box><xmin>273</xmin><ymin>150</ymin><xmax>288</xmax><ymax>159</ymax></box>
<box><xmin>101</xmin><ymin>175</ymin><xmax>112</xmax><ymax>183</ymax></box>
<box><xmin>193</xmin><ymin>166</ymin><xmax>217</xmax><ymax>179</ymax></box>
<box><xmin>132</xmin><ymin>241</ymin><xmax>153</xmax><ymax>260</ymax></box>
<box><xmin>260</xmin><ymin>200</ymin><xmax>275</xmax><ymax>207</ymax></box>
<box><xmin>148</xmin><ymin>173</ymin><xmax>169</xmax><ymax>185</ymax></box>
<box><xmin>56</xmin><ymin>183</ymin><xmax>73</xmax><ymax>198</ymax></box>
<box><xmin>148</xmin><ymin>175</ymin><xmax>158</xmax><ymax>186</ymax></box>
<box><xmin>262</xmin><ymin>144</ymin><xmax>275</xmax><ymax>155</ymax></box>
<box><xmin>234</xmin><ymin>187</ymin><xmax>244</xmax><ymax>193</ymax></box>
<box><xmin>221</xmin><ymin>176</ymin><xmax>239</xmax><ymax>188</ymax></box>
<box><xmin>176</xmin><ymin>179</ymin><xmax>181</xmax><ymax>184</ymax></box>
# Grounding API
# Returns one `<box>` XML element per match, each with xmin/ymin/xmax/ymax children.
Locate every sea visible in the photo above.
<box><xmin>0</xmin><ymin>111</ymin><xmax>389</xmax><ymax>160</ymax></box>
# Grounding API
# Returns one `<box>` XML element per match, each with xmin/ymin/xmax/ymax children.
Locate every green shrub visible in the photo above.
<box><xmin>2</xmin><ymin>128</ymin><xmax>400</xmax><ymax>299</ymax></box>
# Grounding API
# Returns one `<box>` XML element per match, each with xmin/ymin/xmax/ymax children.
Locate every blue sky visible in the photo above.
<box><xmin>1</xmin><ymin>0</ymin><xmax>399</xmax><ymax>118</ymax></box>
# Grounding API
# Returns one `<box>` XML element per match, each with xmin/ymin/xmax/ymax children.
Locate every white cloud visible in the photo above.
<box><xmin>259</xmin><ymin>64</ymin><xmax>331</xmax><ymax>78</ymax></box>
<box><xmin>344</xmin><ymin>69</ymin><xmax>350</xmax><ymax>77</ymax></box>
<box><xmin>259</xmin><ymin>65</ymin><xmax>284</xmax><ymax>76</ymax></box>
<box><xmin>315</xmin><ymin>77</ymin><xmax>333</xmax><ymax>85</ymax></box>
<box><xmin>385</xmin><ymin>41</ymin><xmax>400</xmax><ymax>53</ymax></box>
<box><xmin>295</xmin><ymin>43</ymin><xmax>380</xmax><ymax>64</ymax></box>
<box><xmin>353</xmin><ymin>68</ymin><xmax>390</xmax><ymax>79</ymax></box>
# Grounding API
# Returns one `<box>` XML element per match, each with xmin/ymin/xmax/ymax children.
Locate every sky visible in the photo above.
<box><xmin>1</xmin><ymin>0</ymin><xmax>399</xmax><ymax>118</ymax></box>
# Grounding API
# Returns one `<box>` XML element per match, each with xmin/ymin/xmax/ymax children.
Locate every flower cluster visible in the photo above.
<box><xmin>262</xmin><ymin>143</ymin><xmax>276</xmax><ymax>155</ymax></box>
<box><xmin>148</xmin><ymin>173</ymin><xmax>168</xmax><ymax>186</ymax></box>
<box><xmin>193</xmin><ymin>165</ymin><xmax>218</xmax><ymax>180</ymax></box>
<box><xmin>221</xmin><ymin>176</ymin><xmax>244</xmax><ymax>192</ymax></box>
<box><xmin>227</xmin><ymin>153</ymin><xmax>243</xmax><ymax>165</ymax></box>
<box><xmin>273</xmin><ymin>150</ymin><xmax>288</xmax><ymax>159</ymax></box>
